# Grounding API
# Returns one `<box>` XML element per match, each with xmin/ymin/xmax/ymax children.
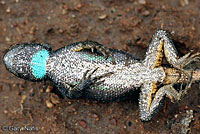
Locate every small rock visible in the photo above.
<box><xmin>47</xmin><ymin>16</ymin><xmax>51</xmax><ymax>20</ymax></box>
<box><xmin>67</xmin><ymin>101</ymin><xmax>72</xmax><ymax>105</ymax></box>
<box><xmin>59</xmin><ymin>28</ymin><xmax>64</xmax><ymax>33</ymax></box>
<box><xmin>5</xmin><ymin>37</ymin><xmax>11</xmax><ymax>42</ymax></box>
<box><xmin>4</xmin><ymin>110</ymin><xmax>8</xmax><ymax>114</ymax></box>
<box><xmin>46</xmin><ymin>100</ymin><xmax>54</xmax><ymax>108</ymax></box>
<box><xmin>6</xmin><ymin>7</ymin><xmax>11</xmax><ymax>13</ymax></box>
<box><xmin>138</xmin><ymin>0</ymin><xmax>146</xmax><ymax>5</ymax></box>
<box><xmin>72</xmin><ymin>107</ymin><xmax>76</xmax><ymax>112</ymax></box>
<box><xmin>21</xmin><ymin>95</ymin><xmax>27</xmax><ymax>104</ymax></box>
<box><xmin>71</xmin><ymin>14</ymin><xmax>76</xmax><ymax>18</ymax></box>
<box><xmin>46</xmin><ymin>85</ymin><xmax>53</xmax><ymax>93</ymax></box>
<box><xmin>93</xmin><ymin>113</ymin><xmax>99</xmax><ymax>121</ymax></box>
<box><xmin>50</xmin><ymin>94</ymin><xmax>60</xmax><ymax>104</ymax></box>
<box><xmin>62</xmin><ymin>9</ymin><xmax>66</xmax><ymax>15</ymax></box>
<box><xmin>76</xmin><ymin>3</ymin><xmax>82</xmax><ymax>9</ymax></box>
<box><xmin>98</xmin><ymin>14</ymin><xmax>107</xmax><ymax>20</ymax></box>
<box><xmin>1</xmin><ymin>1</ymin><xmax>5</xmax><ymax>4</ymax></box>
<box><xmin>180</xmin><ymin>0</ymin><xmax>189</xmax><ymax>6</ymax></box>
<box><xmin>142</xmin><ymin>10</ymin><xmax>150</xmax><ymax>16</ymax></box>
<box><xmin>72</xmin><ymin>107</ymin><xmax>78</xmax><ymax>114</ymax></box>
<box><xmin>29</xmin><ymin>26</ymin><xmax>36</xmax><ymax>35</ymax></box>
<box><xmin>79</xmin><ymin>120</ymin><xmax>87</xmax><ymax>128</ymax></box>
<box><xmin>40</xmin><ymin>89</ymin><xmax>44</xmax><ymax>93</ymax></box>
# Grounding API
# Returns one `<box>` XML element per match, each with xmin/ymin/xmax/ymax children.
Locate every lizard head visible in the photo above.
<box><xmin>3</xmin><ymin>43</ymin><xmax>52</xmax><ymax>81</ymax></box>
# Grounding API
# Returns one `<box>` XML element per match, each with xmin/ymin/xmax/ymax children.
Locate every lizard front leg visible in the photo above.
<box><xmin>57</xmin><ymin>68</ymin><xmax>113</xmax><ymax>99</ymax></box>
<box><xmin>71</xmin><ymin>40</ymin><xmax>116</xmax><ymax>64</ymax></box>
<box><xmin>139</xmin><ymin>82</ymin><xmax>183</xmax><ymax>121</ymax></box>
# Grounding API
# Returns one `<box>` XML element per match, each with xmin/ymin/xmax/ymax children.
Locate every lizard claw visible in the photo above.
<box><xmin>81</xmin><ymin>68</ymin><xmax>113</xmax><ymax>88</ymax></box>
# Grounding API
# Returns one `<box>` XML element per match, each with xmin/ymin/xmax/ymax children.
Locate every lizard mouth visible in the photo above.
<box><xmin>3</xmin><ymin>44</ymin><xmax>22</xmax><ymax>75</ymax></box>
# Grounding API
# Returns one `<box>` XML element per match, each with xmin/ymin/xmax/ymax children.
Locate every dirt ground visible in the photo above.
<box><xmin>0</xmin><ymin>0</ymin><xmax>200</xmax><ymax>134</ymax></box>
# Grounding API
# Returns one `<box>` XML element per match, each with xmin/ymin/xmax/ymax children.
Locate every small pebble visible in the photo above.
<box><xmin>98</xmin><ymin>14</ymin><xmax>107</xmax><ymax>20</ymax></box>
<box><xmin>1</xmin><ymin>1</ymin><xmax>5</xmax><ymax>4</ymax></box>
<box><xmin>71</xmin><ymin>14</ymin><xmax>76</xmax><ymax>18</ymax></box>
<box><xmin>5</xmin><ymin>37</ymin><xmax>11</xmax><ymax>42</ymax></box>
<box><xmin>62</xmin><ymin>9</ymin><xmax>66</xmax><ymax>14</ymax></box>
<box><xmin>50</xmin><ymin>94</ymin><xmax>60</xmax><ymax>104</ymax></box>
<box><xmin>21</xmin><ymin>95</ymin><xmax>27</xmax><ymax>104</ymax></box>
<box><xmin>76</xmin><ymin>3</ymin><xmax>82</xmax><ymax>9</ymax></box>
<box><xmin>29</xmin><ymin>26</ymin><xmax>35</xmax><ymax>35</ymax></box>
<box><xmin>6</xmin><ymin>7</ymin><xmax>11</xmax><ymax>13</ymax></box>
<box><xmin>40</xmin><ymin>89</ymin><xmax>44</xmax><ymax>93</ymax></box>
<box><xmin>72</xmin><ymin>107</ymin><xmax>76</xmax><ymax>112</ymax></box>
<box><xmin>46</xmin><ymin>100</ymin><xmax>54</xmax><ymax>108</ymax></box>
<box><xmin>138</xmin><ymin>0</ymin><xmax>146</xmax><ymax>5</ymax></box>
<box><xmin>93</xmin><ymin>113</ymin><xmax>99</xmax><ymax>121</ymax></box>
<box><xmin>46</xmin><ymin>85</ymin><xmax>53</xmax><ymax>93</ymax></box>
<box><xmin>67</xmin><ymin>101</ymin><xmax>72</xmax><ymax>105</ymax></box>
<box><xmin>79</xmin><ymin>120</ymin><xmax>87</xmax><ymax>128</ymax></box>
<box><xmin>47</xmin><ymin>16</ymin><xmax>51</xmax><ymax>20</ymax></box>
<box><xmin>180</xmin><ymin>0</ymin><xmax>189</xmax><ymax>6</ymax></box>
<box><xmin>4</xmin><ymin>110</ymin><xmax>8</xmax><ymax>114</ymax></box>
<box><xmin>142</xmin><ymin>10</ymin><xmax>150</xmax><ymax>16</ymax></box>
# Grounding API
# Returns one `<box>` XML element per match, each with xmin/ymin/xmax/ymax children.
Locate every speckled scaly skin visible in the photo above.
<box><xmin>3</xmin><ymin>30</ymin><xmax>200</xmax><ymax>121</ymax></box>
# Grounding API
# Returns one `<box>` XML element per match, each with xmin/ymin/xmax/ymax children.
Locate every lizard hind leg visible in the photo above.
<box><xmin>145</xmin><ymin>30</ymin><xmax>200</xmax><ymax>69</ymax></box>
<box><xmin>154</xmin><ymin>30</ymin><xmax>200</xmax><ymax>69</ymax></box>
<box><xmin>71</xmin><ymin>40</ymin><xmax>116</xmax><ymax>64</ymax></box>
<box><xmin>139</xmin><ymin>83</ymin><xmax>183</xmax><ymax>121</ymax></box>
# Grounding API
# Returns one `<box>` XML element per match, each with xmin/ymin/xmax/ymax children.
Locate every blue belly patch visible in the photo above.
<box><xmin>30</xmin><ymin>49</ymin><xmax>49</xmax><ymax>79</ymax></box>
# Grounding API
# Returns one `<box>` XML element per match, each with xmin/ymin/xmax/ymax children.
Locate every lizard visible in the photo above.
<box><xmin>3</xmin><ymin>30</ymin><xmax>200</xmax><ymax>121</ymax></box>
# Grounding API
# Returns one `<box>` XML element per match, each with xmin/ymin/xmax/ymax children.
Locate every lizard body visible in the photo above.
<box><xmin>3</xmin><ymin>30</ymin><xmax>200</xmax><ymax>121</ymax></box>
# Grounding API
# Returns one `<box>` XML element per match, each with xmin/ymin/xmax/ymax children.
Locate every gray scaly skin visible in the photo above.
<box><xmin>3</xmin><ymin>30</ymin><xmax>200</xmax><ymax>121</ymax></box>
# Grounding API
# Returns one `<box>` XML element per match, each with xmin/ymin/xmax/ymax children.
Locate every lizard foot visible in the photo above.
<box><xmin>80</xmin><ymin>67</ymin><xmax>114</xmax><ymax>88</ymax></box>
<box><xmin>178</xmin><ymin>69</ymin><xmax>194</xmax><ymax>99</ymax></box>
<box><xmin>176</xmin><ymin>52</ymin><xmax>200</xmax><ymax>69</ymax></box>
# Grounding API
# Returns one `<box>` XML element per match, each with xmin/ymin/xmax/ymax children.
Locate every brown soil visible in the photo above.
<box><xmin>0</xmin><ymin>0</ymin><xmax>200</xmax><ymax>134</ymax></box>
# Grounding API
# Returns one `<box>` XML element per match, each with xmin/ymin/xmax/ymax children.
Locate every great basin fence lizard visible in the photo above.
<box><xmin>3</xmin><ymin>30</ymin><xmax>200</xmax><ymax>121</ymax></box>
